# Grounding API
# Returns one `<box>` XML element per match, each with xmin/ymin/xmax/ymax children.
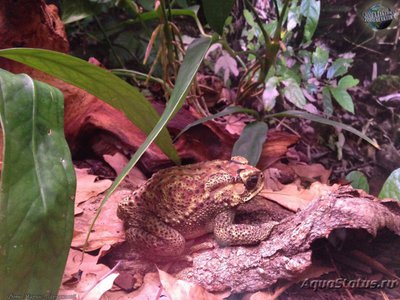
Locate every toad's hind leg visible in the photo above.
<box><xmin>125</xmin><ymin>214</ymin><xmax>185</xmax><ymax>257</ymax></box>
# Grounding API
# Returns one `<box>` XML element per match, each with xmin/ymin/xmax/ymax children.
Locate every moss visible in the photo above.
<box><xmin>370</xmin><ymin>75</ymin><xmax>400</xmax><ymax>96</ymax></box>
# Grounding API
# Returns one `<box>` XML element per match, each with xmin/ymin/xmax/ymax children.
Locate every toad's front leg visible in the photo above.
<box><xmin>213</xmin><ymin>209</ymin><xmax>278</xmax><ymax>246</ymax></box>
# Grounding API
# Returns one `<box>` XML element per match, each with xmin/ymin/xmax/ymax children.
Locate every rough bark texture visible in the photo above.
<box><xmin>177</xmin><ymin>186</ymin><xmax>400</xmax><ymax>293</ymax></box>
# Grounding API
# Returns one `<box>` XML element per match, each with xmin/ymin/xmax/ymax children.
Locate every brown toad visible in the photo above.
<box><xmin>117</xmin><ymin>156</ymin><xmax>276</xmax><ymax>258</ymax></box>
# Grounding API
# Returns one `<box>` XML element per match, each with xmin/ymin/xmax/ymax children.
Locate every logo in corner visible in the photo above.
<box><xmin>362</xmin><ymin>3</ymin><xmax>398</xmax><ymax>30</ymax></box>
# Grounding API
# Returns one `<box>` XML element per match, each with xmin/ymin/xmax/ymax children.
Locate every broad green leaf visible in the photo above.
<box><xmin>338</xmin><ymin>75</ymin><xmax>359</xmax><ymax>89</ymax></box>
<box><xmin>282</xmin><ymin>78</ymin><xmax>306</xmax><ymax>108</ymax></box>
<box><xmin>300</xmin><ymin>0</ymin><xmax>320</xmax><ymax>43</ymax></box>
<box><xmin>322</xmin><ymin>86</ymin><xmax>333</xmax><ymax>116</ymax></box>
<box><xmin>0</xmin><ymin>48</ymin><xmax>179</xmax><ymax>163</ymax></box>
<box><xmin>379</xmin><ymin>168</ymin><xmax>400</xmax><ymax>200</ymax></box>
<box><xmin>346</xmin><ymin>171</ymin><xmax>369</xmax><ymax>193</ymax></box>
<box><xmin>232</xmin><ymin>122</ymin><xmax>268</xmax><ymax>166</ymax></box>
<box><xmin>329</xmin><ymin>86</ymin><xmax>355</xmax><ymax>113</ymax></box>
<box><xmin>327</xmin><ymin>58</ymin><xmax>353</xmax><ymax>79</ymax></box>
<box><xmin>266</xmin><ymin>110</ymin><xmax>379</xmax><ymax>148</ymax></box>
<box><xmin>202</xmin><ymin>0</ymin><xmax>235</xmax><ymax>35</ymax></box>
<box><xmin>279</xmin><ymin>63</ymin><xmax>301</xmax><ymax>83</ymax></box>
<box><xmin>0</xmin><ymin>69</ymin><xmax>76</xmax><ymax>296</ymax></box>
<box><xmin>174</xmin><ymin>106</ymin><xmax>259</xmax><ymax>141</ymax></box>
<box><xmin>312</xmin><ymin>46</ymin><xmax>329</xmax><ymax>79</ymax></box>
<box><xmin>84</xmin><ymin>36</ymin><xmax>215</xmax><ymax>247</ymax></box>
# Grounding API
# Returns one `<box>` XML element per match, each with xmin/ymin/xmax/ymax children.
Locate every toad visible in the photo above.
<box><xmin>117</xmin><ymin>156</ymin><xmax>277</xmax><ymax>257</ymax></box>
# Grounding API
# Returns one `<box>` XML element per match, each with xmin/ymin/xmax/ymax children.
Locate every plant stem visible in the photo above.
<box><xmin>94</xmin><ymin>16</ymin><xmax>126</xmax><ymax>69</ymax></box>
<box><xmin>219</xmin><ymin>38</ymin><xmax>247</xmax><ymax>70</ymax></box>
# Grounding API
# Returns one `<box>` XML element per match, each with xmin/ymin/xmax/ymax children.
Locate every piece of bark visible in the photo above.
<box><xmin>177</xmin><ymin>186</ymin><xmax>400</xmax><ymax>293</ymax></box>
<box><xmin>0</xmin><ymin>0</ymin><xmax>68</xmax><ymax>53</ymax></box>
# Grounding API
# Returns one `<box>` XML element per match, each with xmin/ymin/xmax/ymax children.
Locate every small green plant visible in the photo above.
<box><xmin>379</xmin><ymin>168</ymin><xmax>400</xmax><ymax>200</ymax></box>
<box><xmin>346</xmin><ymin>168</ymin><xmax>400</xmax><ymax>201</ymax></box>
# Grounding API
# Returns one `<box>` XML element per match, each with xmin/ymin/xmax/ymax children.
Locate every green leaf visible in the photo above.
<box><xmin>327</xmin><ymin>58</ymin><xmax>353</xmax><ymax>79</ymax></box>
<box><xmin>329</xmin><ymin>86</ymin><xmax>355</xmax><ymax>113</ymax></box>
<box><xmin>379</xmin><ymin>168</ymin><xmax>400</xmax><ymax>200</ymax></box>
<box><xmin>312</xmin><ymin>46</ymin><xmax>329</xmax><ymax>79</ymax></box>
<box><xmin>232</xmin><ymin>122</ymin><xmax>268</xmax><ymax>166</ymax></box>
<box><xmin>282</xmin><ymin>78</ymin><xmax>306</xmax><ymax>108</ymax></box>
<box><xmin>346</xmin><ymin>171</ymin><xmax>369</xmax><ymax>193</ymax></box>
<box><xmin>300</xmin><ymin>0</ymin><xmax>320</xmax><ymax>43</ymax></box>
<box><xmin>61</xmin><ymin>0</ymin><xmax>105</xmax><ymax>24</ymax></box>
<box><xmin>137</xmin><ymin>0</ymin><xmax>154</xmax><ymax>11</ymax></box>
<box><xmin>244</xmin><ymin>9</ymin><xmax>256</xmax><ymax>27</ymax></box>
<box><xmin>176</xmin><ymin>0</ymin><xmax>189</xmax><ymax>8</ymax></box>
<box><xmin>338</xmin><ymin>75</ymin><xmax>359</xmax><ymax>89</ymax></box>
<box><xmin>0</xmin><ymin>48</ymin><xmax>179</xmax><ymax>163</ymax></box>
<box><xmin>202</xmin><ymin>0</ymin><xmax>235</xmax><ymax>35</ymax></box>
<box><xmin>174</xmin><ymin>106</ymin><xmax>259</xmax><ymax>141</ymax></box>
<box><xmin>322</xmin><ymin>86</ymin><xmax>334</xmax><ymax>117</ymax></box>
<box><xmin>0</xmin><ymin>69</ymin><xmax>76</xmax><ymax>296</ymax></box>
<box><xmin>84</xmin><ymin>36</ymin><xmax>215</xmax><ymax>248</ymax></box>
<box><xmin>266</xmin><ymin>110</ymin><xmax>379</xmax><ymax>148</ymax></box>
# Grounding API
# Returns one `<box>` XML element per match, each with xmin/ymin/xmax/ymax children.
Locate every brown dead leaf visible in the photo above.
<box><xmin>72</xmin><ymin>189</ymin><xmax>129</xmax><ymax>250</ymax></box>
<box><xmin>244</xmin><ymin>291</ymin><xmax>274</xmax><ymax>300</ymax></box>
<box><xmin>59</xmin><ymin>246</ymin><xmax>118</xmax><ymax>299</ymax></box>
<box><xmin>103</xmin><ymin>152</ymin><xmax>147</xmax><ymax>187</ymax></box>
<box><xmin>258</xmin><ymin>131</ymin><xmax>299</xmax><ymax>169</ymax></box>
<box><xmin>260</xmin><ymin>182</ymin><xmax>337</xmax><ymax>211</ymax></box>
<box><xmin>106</xmin><ymin>272</ymin><xmax>170</xmax><ymax>299</ymax></box>
<box><xmin>289</xmin><ymin>163</ymin><xmax>331</xmax><ymax>184</ymax></box>
<box><xmin>82</xmin><ymin>272</ymin><xmax>119</xmax><ymax>300</ymax></box>
<box><xmin>263</xmin><ymin>168</ymin><xmax>285</xmax><ymax>191</ymax></box>
<box><xmin>75</xmin><ymin>168</ymin><xmax>112</xmax><ymax>205</ymax></box>
<box><xmin>224</xmin><ymin>114</ymin><xmax>246</xmax><ymax>136</ymax></box>
<box><xmin>159</xmin><ymin>269</ymin><xmax>227</xmax><ymax>300</ymax></box>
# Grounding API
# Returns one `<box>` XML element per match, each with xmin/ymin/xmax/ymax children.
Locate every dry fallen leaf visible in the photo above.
<box><xmin>60</xmin><ymin>246</ymin><xmax>118</xmax><ymax>299</ymax></box>
<box><xmin>82</xmin><ymin>272</ymin><xmax>119</xmax><ymax>300</ymax></box>
<box><xmin>289</xmin><ymin>163</ymin><xmax>331</xmax><ymax>184</ymax></box>
<box><xmin>105</xmin><ymin>272</ymin><xmax>170</xmax><ymax>299</ymax></box>
<box><xmin>72</xmin><ymin>189</ymin><xmax>129</xmax><ymax>250</ymax></box>
<box><xmin>260</xmin><ymin>182</ymin><xmax>337</xmax><ymax>211</ymax></box>
<box><xmin>75</xmin><ymin>168</ymin><xmax>112</xmax><ymax>205</ymax></box>
<box><xmin>103</xmin><ymin>152</ymin><xmax>147</xmax><ymax>187</ymax></box>
<box><xmin>244</xmin><ymin>291</ymin><xmax>274</xmax><ymax>300</ymax></box>
<box><xmin>224</xmin><ymin>114</ymin><xmax>246</xmax><ymax>136</ymax></box>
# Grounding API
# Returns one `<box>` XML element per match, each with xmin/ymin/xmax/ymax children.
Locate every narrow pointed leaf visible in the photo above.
<box><xmin>232</xmin><ymin>121</ymin><xmax>268</xmax><ymax>166</ymax></box>
<box><xmin>0</xmin><ymin>69</ymin><xmax>76</xmax><ymax>296</ymax></box>
<box><xmin>266</xmin><ymin>110</ymin><xmax>379</xmax><ymax>148</ymax></box>
<box><xmin>85</xmin><ymin>36</ymin><xmax>214</xmax><ymax>246</ymax></box>
<box><xmin>174</xmin><ymin>106</ymin><xmax>259</xmax><ymax>141</ymax></box>
<box><xmin>0</xmin><ymin>48</ymin><xmax>179</xmax><ymax>163</ymax></box>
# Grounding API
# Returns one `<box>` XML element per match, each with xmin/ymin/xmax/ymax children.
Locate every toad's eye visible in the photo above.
<box><xmin>245</xmin><ymin>174</ymin><xmax>259</xmax><ymax>189</ymax></box>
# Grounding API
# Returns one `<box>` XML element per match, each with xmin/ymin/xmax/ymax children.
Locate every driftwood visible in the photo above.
<box><xmin>176</xmin><ymin>186</ymin><xmax>400</xmax><ymax>293</ymax></box>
